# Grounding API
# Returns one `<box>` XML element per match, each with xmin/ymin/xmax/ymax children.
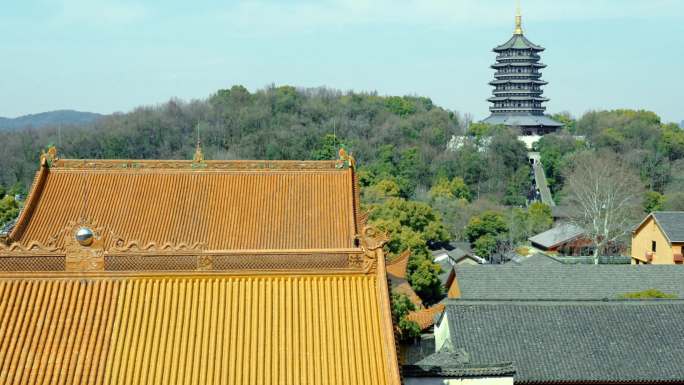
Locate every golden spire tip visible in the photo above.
<box><xmin>514</xmin><ymin>0</ymin><xmax>523</xmax><ymax>35</ymax></box>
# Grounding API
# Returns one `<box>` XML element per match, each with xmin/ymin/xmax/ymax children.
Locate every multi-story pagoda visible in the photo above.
<box><xmin>483</xmin><ymin>8</ymin><xmax>562</xmax><ymax>135</ymax></box>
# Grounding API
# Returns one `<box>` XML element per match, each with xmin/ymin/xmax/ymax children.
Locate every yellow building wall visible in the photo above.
<box><xmin>631</xmin><ymin>216</ymin><xmax>680</xmax><ymax>264</ymax></box>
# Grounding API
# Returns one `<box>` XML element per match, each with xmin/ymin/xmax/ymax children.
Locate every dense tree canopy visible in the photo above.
<box><xmin>366</xmin><ymin>196</ymin><xmax>449</xmax><ymax>304</ymax></box>
<box><xmin>0</xmin><ymin>86</ymin><xmax>464</xmax><ymax>191</ymax></box>
<box><xmin>390</xmin><ymin>293</ymin><xmax>421</xmax><ymax>341</ymax></box>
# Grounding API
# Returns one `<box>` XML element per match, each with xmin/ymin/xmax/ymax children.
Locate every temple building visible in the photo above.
<box><xmin>482</xmin><ymin>8</ymin><xmax>562</xmax><ymax>135</ymax></box>
<box><xmin>0</xmin><ymin>147</ymin><xmax>401</xmax><ymax>384</ymax></box>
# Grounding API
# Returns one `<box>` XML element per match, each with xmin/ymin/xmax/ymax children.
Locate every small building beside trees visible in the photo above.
<box><xmin>528</xmin><ymin>223</ymin><xmax>590</xmax><ymax>255</ymax></box>
<box><xmin>631</xmin><ymin>211</ymin><xmax>684</xmax><ymax>264</ymax></box>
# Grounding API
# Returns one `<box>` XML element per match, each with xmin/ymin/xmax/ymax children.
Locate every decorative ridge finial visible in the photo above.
<box><xmin>193</xmin><ymin>122</ymin><xmax>204</xmax><ymax>163</ymax></box>
<box><xmin>40</xmin><ymin>145</ymin><xmax>59</xmax><ymax>167</ymax></box>
<box><xmin>514</xmin><ymin>0</ymin><xmax>523</xmax><ymax>35</ymax></box>
<box><xmin>337</xmin><ymin>147</ymin><xmax>356</xmax><ymax>169</ymax></box>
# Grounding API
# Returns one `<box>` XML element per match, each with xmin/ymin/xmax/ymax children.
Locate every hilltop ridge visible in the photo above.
<box><xmin>0</xmin><ymin>109</ymin><xmax>103</xmax><ymax>131</ymax></box>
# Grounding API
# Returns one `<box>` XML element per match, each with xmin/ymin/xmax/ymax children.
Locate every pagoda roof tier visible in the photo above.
<box><xmin>490</xmin><ymin>79</ymin><xmax>548</xmax><ymax>85</ymax></box>
<box><xmin>493</xmin><ymin>90</ymin><xmax>543</xmax><ymax>95</ymax></box>
<box><xmin>493</xmin><ymin>34</ymin><xmax>544</xmax><ymax>52</ymax></box>
<box><xmin>491</xmin><ymin>62</ymin><xmax>546</xmax><ymax>69</ymax></box>
<box><xmin>487</xmin><ymin>96</ymin><xmax>549</xmax><ymax>102</ymax></box>
<box><xmin>489</xmin><ymin>106</ymin><xmax>547</xmax><ymax>113</ymax></box>
<box><xmin>496</xmin><ymin>54</ymin><xmax>540</xmax><ymax>61</ymax></box>
<box><xmin>494</xmin><ymin>73</ymin><xmax>542</xmax><ymax>79</ymax></box>
<box><xmin>483</xmin><ymin>113</ymin><xmax>562</xmax><ymax>127</ymax></box>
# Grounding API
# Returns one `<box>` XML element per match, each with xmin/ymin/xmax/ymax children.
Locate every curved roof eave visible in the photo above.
<box><xmin>493</xmin><ymin>34</ymin><xmax>544</xmax><ymax>52</ymax></box>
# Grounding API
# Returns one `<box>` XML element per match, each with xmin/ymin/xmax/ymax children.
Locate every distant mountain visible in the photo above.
<box><xmin>0</xmin><ymin>110</ymin><xmax>104</xmax><ymax>131</ymax></box>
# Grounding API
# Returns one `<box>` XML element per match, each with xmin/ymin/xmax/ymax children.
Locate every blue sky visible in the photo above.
<box><xmin>1</xmin><ymin>0</ymin><xmax>683</xmax><ymax>123</ymax></box>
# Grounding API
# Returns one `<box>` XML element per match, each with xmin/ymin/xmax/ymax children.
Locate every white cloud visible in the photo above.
<box><xmin>219</xmin><ymin>0</ymin><xmax>681</xmax><ymax>32</ymax></box>
<box><xmin>53</xmin><ymin>0</ymin><xmax>147</xmax><ymax>26</ymax></box>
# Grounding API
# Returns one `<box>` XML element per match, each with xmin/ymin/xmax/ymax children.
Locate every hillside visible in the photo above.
<box><xmin>0</xmin><ymin>110</ymin><xmax>104</xmax><ymax>131</ymax></box>
<box><xmin>3</xmin><ymin>85</ymin><xmax>682</xmax><ymax>306</ymax></box>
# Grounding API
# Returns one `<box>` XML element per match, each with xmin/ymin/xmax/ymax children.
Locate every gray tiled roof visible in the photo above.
<box><xmin>403</xmin><ymin>342</ymin><xmax>515</xmax><ymax>378</ymax></box>
<box><xmin>455</xmin><ymin>263</ymin><xmax>684</xmax><ymax>300</ymax></box>
<box><xmin>482</xmin><ymin>113</ymin><xmax>562</xmax><ymax>128</ymax></box>
<box><xmin>493</xmin><ymin>34</ymin><xmax>544</xmax><ymax>51</ymax></box>
<box><xmin>652</xmin><ymin>211</ymin><xmax>684</xmax><ymax>242</ymax></box>
<box><xmin>528</xmin><ymin>223</ymin><xmax>584</xmax><ymax>249</ymax></box>
<box><xmin>512</xmin><ymin>253</ymin><xmax>631</xmax><ymax>265</ymax></box>
<box><xmin>436</xmin><ymin>258</ymin><xmax>453</xmax><ymax>285</ymax></box>
<box><xmin>443</xmin><ymin>300</ymin><xmax>684</xmax><ymax>383</ymax></box>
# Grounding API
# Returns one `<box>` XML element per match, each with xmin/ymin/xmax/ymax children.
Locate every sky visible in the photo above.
<box><xmin>1</xmin><ymin>0</ymin><xmax>683</xmax><ymax>123</ymax></box>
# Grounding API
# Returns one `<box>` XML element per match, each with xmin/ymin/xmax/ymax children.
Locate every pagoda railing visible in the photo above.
<box><xmin>494</xmin><ymin>73</ymin><xmax>542</xmax><ymax>78</ymax></box>
<box><xmin>489</xmin><ymin>106</ymin><xmax>546</xmax><ymax>113</ymax></box>
<box><xmin>496</xmin><ymin>54</ymin><xmax>540</xmax><ymax>61</ymax></box>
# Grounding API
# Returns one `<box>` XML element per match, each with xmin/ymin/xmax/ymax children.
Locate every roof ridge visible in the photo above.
<box><xmin>446</xmin><ymin>298</ymin><xmax>684</xmax><ymax>305</ymax></box>
<box><xmin>49</xmin><ymin>158</ymin><xmax>343</xmax><ymax>171</ymax></box>
<box><xmin>8</xmin><ymin>165</ymin><xmax>48</xmax><ymax>242</ymax></box>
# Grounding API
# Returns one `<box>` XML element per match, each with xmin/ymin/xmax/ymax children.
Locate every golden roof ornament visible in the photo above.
<box><xmin>193</xmin><ymin>142</ymin><xmax>204</xmax><ymax>163</ymax></box>
<box><xmin>40</xmin><ymin>145</ymin><xmax>58</xmax><ymax>167</ymax></box>
<box><xmin>337</xmin><ymin>147</ymin><xmax>356</xmax><ymax>169</ymax></box>
<box><xmin>514</xmin><ymin>0</ymin><xmax>523</xmax><ymax>35</ymax></box>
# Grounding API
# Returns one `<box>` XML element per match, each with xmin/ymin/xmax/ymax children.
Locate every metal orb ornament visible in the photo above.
<box><xmin>75</xmin><ymin>227</ymin><xmax>94</xmax><ymax>246</ymax></box>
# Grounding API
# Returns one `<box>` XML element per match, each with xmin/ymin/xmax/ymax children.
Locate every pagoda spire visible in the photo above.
<box><xmin>514</xmin><ymin>0</ymin><xmax>523</xmax><ymax>35</ymax></box>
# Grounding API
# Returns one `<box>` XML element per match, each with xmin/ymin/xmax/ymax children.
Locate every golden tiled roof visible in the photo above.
<box><xmin>0</xmin><ymin>272</ymin><xmax>398</xmax><ymax>385</ymax></box>
<box><xmin>406</xmin><ymin>303</ymin><xmax>446</xmax><ymax>331</ymax></box>
<box><xmin>393</xmin><ymin>280</ymin><xmax>424</xmax><ymax>309</ymax></box>
<box><xmin>0</xmin><ymin>150</ymin><xmax>400</xmax><ymax>384</ymax></box>
<box><xmin>386</xmin><ymin>249</ymin><xmax>410</xmax><ymax>280</ymax></box>
<box><xmin>9</xmin><ymin>158</ymin><xmax>359</xmax><ymax>251</ymax></box>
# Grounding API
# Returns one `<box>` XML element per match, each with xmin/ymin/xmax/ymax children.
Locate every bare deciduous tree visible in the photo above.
<box><xmin>563</xmin><ymin>151</ymin><xmax>644</xmax><ymax>263</ymax></box>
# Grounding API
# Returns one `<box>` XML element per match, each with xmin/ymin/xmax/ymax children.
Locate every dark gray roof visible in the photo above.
<box><xmin>528</xmin><ymin>223</ymin><xmax>584</xmax><ymax>248</ymax></box>
<box><xmin>510</xmin><ymin>253</ymin><xmax>561</xmax><ymax>266</ymax></box>
<box><xmin>482</xmin><ymin>113</ymin><xmax>562</xmax><ymax>128</ymax></box>
<box><xmin>403</xmin><ymin>341</ymin><xmax>515</xmax><ymax>378</ymax></box>
<box><xmin>443</xmin><ymin>300</ymin><xmax>684</xmax><ymax>383</ymax></box>
<box><xmin>455</xmin><ymin>263</ymin><xmax>684</xmax><ymax>300</ymax></box>
<box><xmin>436</xmin><ymin>258</ymin><xmax>453</xmax><ymax>285</ymax></box>
<box><xmin>494</xmin><ymin>34</ymin><xmax>544</xmax><ymax>51</ymax></box>
<box><xmin>652</xmin><ymin>211</ymin><xmax>684</xmax><ymax>243</ymax></box>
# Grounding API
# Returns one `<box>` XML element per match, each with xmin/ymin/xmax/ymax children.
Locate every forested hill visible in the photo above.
<box><xmin>0</xmin><ymin>110</ymin><xmax>104</xmax><ymax>131</ymax></box>
<box><xmin>0</xmin><ymin>86</ymin><xmax>466</xmax><ymax>190</ymax></box>
<box><xmin>3</xmin><ymin>85</ymin><xmax>684</xmax><ymax>312</ymax></box>
<box><xmin>0</xmin><ymin>85</ymin><xmax>535</xmax><ymax>310</ymax></box>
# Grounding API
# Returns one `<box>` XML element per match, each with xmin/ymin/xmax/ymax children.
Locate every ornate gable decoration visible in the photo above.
<box><xmin>336</xmin><ymin>148</ymin><xmax>356</xmax><ymax>169</ymax></box>
<box><xmin>350</xmin><ymin>225</ymin><xmax>389</xmax><ymax>273</ymax></box>
<box><xmin>0</xmin><ymin>241</ymin><xmax>60</xmax><ymax>254</ymax></box>
<box><xmin>39</xmin><ymin>146</ymin><xmax>59</xmax><ymax>167</ymax></box>
<box><xmin>49</xmin><ymin>219</ymin><xmax>106</xmax><ymax>271</ymax></box>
